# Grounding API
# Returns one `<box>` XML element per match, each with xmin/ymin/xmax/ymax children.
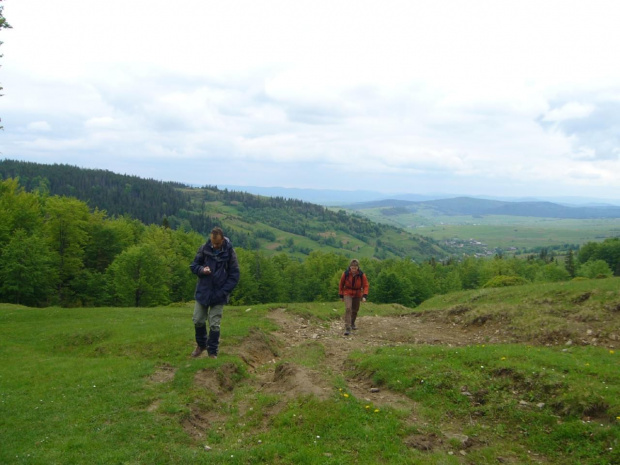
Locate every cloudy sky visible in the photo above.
<box><xmin>2</xmin><ymin>0</ymin><xmax>620</xmax><ymax>200</ymax></box>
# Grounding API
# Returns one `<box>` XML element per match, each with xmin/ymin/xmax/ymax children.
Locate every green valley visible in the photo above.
<box><xmin>349</xmin><ymin>199</ymin><xmax>620</xmax><ymax>253</ymax></box>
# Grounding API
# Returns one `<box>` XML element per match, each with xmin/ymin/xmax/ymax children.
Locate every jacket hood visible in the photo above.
<box><xmin>207</xmin><ymin>236</ymin><xmax>232</xmax><ymax>250</ymax></box>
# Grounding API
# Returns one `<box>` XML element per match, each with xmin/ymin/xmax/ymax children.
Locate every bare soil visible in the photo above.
<box><xmin>243</xmin><ymin>308</ymin><xmax>512</xmax><ymax>411</ymax></box>
<box><xmin>151</xmin><ymin>304</ymin><xmax>616</xmax><ymax>461</ymax></box>
<box><xmin>181</xmin><ymin>308</ymin><xmax>517</xmax><ymax>447</ymax></box>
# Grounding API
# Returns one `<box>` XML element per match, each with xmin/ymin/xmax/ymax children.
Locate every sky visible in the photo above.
<box><xmin>2</xmin><ymin>0</ymin><xmax>620</xmax><ymax>200</ymax></box>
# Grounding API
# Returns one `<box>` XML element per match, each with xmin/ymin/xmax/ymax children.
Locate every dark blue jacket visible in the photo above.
<box><xmin>189</xmin><ymin>237</ymin><xmax>240</xmax><ymax>306</ymax></box>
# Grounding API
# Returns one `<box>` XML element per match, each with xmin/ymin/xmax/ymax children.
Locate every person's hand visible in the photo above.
<box><xmin>362</xmin><ymin>297</ymin><xmax>367</xmax><ymax>303</ymax></box>
<box><xmin>203</xmin><ymin>266</ymin><xmax>211</xmax><ymax>275</ymax></box>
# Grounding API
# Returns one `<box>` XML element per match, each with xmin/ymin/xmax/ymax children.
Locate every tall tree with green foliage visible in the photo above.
<box><xmin>565</xmin><ymin>249</ymin><xmax>576</xmax><ymax>278</ymax></box>
<box><xmin>536</xmin><ymin>262</ymin><xmax>570</xmax><ymax>282</ymax></box>
<box><xmin>458</xmin><ymin>256</ymin><xmax>481</xmax><ymax>289</ymax></box>
<box><xmin>106</xmin><ymin>243</ymin><xmax>170</xmax><ymax>307</ymax></box>
<box><xmin>0</xmin><ymin>179</ymin><xmax>43</xmax><ymax>248</ymax></box>
<box><xmin>577</xmin><ymin>238</ymin><xmax>620</xmax><ymax>276</ymax></box>
<box><xmin>141</xmin><ymin>225</ymin><xmax>202</xmax><ymax>303</ymax></box>
<box><xmin>373</xmin><ymin>270</ymin><xmax>414</xmax><ymax>306</ymax></box>
<box><xmin>578</xmin><ymin>259</ymin><xmax>613</xmax><ymax>279</ymax></box>
<box><xmin>230</xmin><ymin>249</ymin><xmax>261</xmax><ymax>305</ymax></box>
<box><xmin>83</xmin><ymin>210</ymin><xmax>141</xmax><ymax>273</ymax></box>
<box><xmin>577</xmin><ymin>241</ymin><xmax>600</xmax><ymax>264</ymax></box>
<box><xmin>43</xmin><ymin>196</ymin><xmax>90</xmax><ymax>305</ymax></box>
<box><xmin>0</xmin><ymin>230</ymin><xmax>56</xmax><ymax>306</ymax></box>
<box><xmin>301</xmin><ymin>251</ymin><xmax>349</xmax><ymax>301</ymax></box>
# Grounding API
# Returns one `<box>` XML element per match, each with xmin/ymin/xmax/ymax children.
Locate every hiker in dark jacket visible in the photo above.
<box><xmin>338</xmin><ymin>259</ymin><xmax>369</xmax><ymax>336</ymax></box>
<box><xmin>189</xmin><ymin>227</ymin><xmax>240</xmax><ymax>358</ymax></box>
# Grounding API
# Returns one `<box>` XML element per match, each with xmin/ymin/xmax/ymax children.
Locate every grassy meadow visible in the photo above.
<box><xmin>356</xmin><ymin>208</ymin><xmax>620</xmax><ymax>250</ymax></box>
<box><xmin>2</xmin><ymin>278</ymin><xmax>620</xmax><ymax>464</ymax></box>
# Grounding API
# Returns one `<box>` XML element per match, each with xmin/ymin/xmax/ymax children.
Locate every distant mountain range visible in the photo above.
<box><xmin>348</xmin><ymin>197</ymin><xmax>620</xmax><ymax>219</ymax></box>
<box><xmin>218</xmin><ymin>185</ymin><xmax>620</xmax><ymax>209</ymax></box>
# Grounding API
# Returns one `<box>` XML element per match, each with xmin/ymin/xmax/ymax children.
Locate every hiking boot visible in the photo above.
<box><xmin>344</xmin><ymin>327</ymin><xmax>351</xmax><ymax>336</ymax></box>
<box><xmin>351</xmin><ymin>324</ymin><xmax>357</xmax><ymax>330</ymax></box>
<box><xmin>207</xmin><ymin>329</ymin><xmax>220</xmax><ymax>357</ymax></box>
<box><xmin>191</xmin><ymin>345</ymin><xmax>206</xmax><ymax>357</ymax></box>
<box><xmin>208</xmin><ymin>354</ymin><xmax>217</xmax><ymax>359</ymax></box>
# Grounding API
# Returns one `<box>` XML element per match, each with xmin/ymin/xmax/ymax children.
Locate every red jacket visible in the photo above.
<box><xmin>339</xmin><ymin>269</ymin><xmax>369</xmax><ymax>299</ymax></box>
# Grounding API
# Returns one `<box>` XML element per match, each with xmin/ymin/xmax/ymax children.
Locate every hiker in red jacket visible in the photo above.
<box><xmin>338</xmin><ymin>259</ymin><xmax>369</xmax><ymax>336</ymax></box>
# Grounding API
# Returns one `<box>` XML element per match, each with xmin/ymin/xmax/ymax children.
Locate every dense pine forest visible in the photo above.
<box><xmin>1</xmin><ymin>161</ymin><xmax>620</xmax><ymax>308</ymax></box>
<box><xmin>0</xmin><ymin>159</ymin><xmax>190</xmax><ymax>224</ymax></box>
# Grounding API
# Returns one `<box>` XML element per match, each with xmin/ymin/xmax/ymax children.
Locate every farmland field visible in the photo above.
<box><xmin>356</xmin><ymin>209</ymin><xmax>620</xmax><ymax>250</ymax></box>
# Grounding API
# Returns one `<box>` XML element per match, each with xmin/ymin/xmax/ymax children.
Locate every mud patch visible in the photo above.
<box><xmin>182</xmin><ymin>408</ymin><xmax>212</xmax><ymax>440</ymax></box>
<box><xmin>447</xmin><ymin>305</ymin><xmax>472</xmax><ymax>316</ymax></box>
<box><xmin>149</xmin><ymin>363</ymin><xmax>176</xmax><ymax>383</ymax></box>
<box><xmin>404</xmin><ymin>433</ymin><xmax>443</xmax><ymax>451</ymax></box>
<box><xmin>346</xmin><ymin>372</ymin><xmax>417</xmax><ymax>411</ymax></box>
<box><xmin>263</xmin><ymin>362</ymin><xmax>331</xmax><ymax>401</ymax></box>
<box><xmin>606</xmin><ymin>301</ymin><xmax>620</xmax><ymax>313</ymax></box>
<box><xmin>572</xmin><ymin>292</ymin><xmax>593</xmax><ymax>304</ymax></box>
<box><xmin>146</xmin><ymin>399</ymin><xmax>161</xmax><ymax>412</ymax></box>
<box><xmin>468</xmin><ymin>314</ymin><xmax>492</xmax><ymax>326</ymax></box>
<box><xmin>235</xmin><ymin>327</ymin><xmax>280</xmax><ymax>369</ymax></box>
<box><xmin>194</xmin><ymin>362</ymin><xmax>245</xmax><ymax>394</ymax></box>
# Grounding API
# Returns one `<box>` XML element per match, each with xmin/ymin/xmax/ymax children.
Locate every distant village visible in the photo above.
<box><xmin>442</xmin><ymin>237</ymin><xmax>518</xmax><ymax>257</ymax></box>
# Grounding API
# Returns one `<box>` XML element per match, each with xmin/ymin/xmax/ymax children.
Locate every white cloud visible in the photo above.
<box><xmin>543</xmin><ymin>103</ymin><xmax>596</xmax><ymax>122</ymax></box>
<box><xmin>27</xmin><ymin>121</ymin><xmax>51</xmax><ymax>132</ymax></box>
<box><xmin>84</xmin><ymin>117</ymin><xmax>117</xmax><ymax>129</ymax></box>
<box><xmin>2</xmin><ymin>0</ymin><xmax>620</xmax><ymax>199</ymax></box>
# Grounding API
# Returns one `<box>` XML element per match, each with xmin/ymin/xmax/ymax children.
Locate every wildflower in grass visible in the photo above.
<box><xmin>343</xmin><ymin>393</ymin><xmax>349</xmax><ymax>398</ymax></box>
<box><xmin>374</xmin><ymin>409</ymin><xmax>380</xmax><ymax>413</ymax></box>
<box><xmin>586</xmin><ymin>363</ymin><xmax>590</xmax><ymax>366</ymax></box>
<box><xmin>610</xmin><ymin>350</ymin><xmax>615</xmax><ymax>354</ymax></box>
<box><xmin>501</xmin><ymin>357</ymin><xmax>506</xmax><ymax>360</ymax></box>
<box><xmin>365</xmin><ymin>405</ymin><xmax>370</xmax><ymax>409</ymax></box>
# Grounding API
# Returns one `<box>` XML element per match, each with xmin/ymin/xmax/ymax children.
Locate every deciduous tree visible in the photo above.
<box><xmin>0</xmin><ymin>230</ymin><xmax>56</xmax><ymax>306</ymax></box>
<box><xmin>106</xmin><ymin>243</ymin><xmax>169</xmax><ymax>307</ymax></box>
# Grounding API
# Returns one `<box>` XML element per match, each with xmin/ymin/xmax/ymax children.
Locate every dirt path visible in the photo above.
<box><xmin>177</xmin><ymin>307</ymin><xmax>520</xmax><ymax>456</ymax></box>
<box><xmin>256</xmin><ymin>307</ymin><xmax>514</xmax><ymax>411</ymax></box>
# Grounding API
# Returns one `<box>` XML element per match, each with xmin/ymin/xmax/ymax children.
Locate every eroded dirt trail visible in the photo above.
<box><xmin>168</xmin><ymin>307</ymin><xmax>522</xmax><ymax>457</ymax></box>
<box><xmin>260</xmin><ymin>307</ymin><xmax>512</xmax><ymax>411</ymax></box>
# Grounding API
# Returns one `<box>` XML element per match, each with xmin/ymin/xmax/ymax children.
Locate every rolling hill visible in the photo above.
<box><xmin>0</xmin><ymin>159</ymin><xmax>452</xmax><ymax>261</ymax></box>
<box><xmin>348</xmin><ymin>196</ymin><xmax>620</xmax><ymax>219</ymax></box>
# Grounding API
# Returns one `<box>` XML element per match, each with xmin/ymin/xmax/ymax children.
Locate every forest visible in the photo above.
<box><xmin>0</xmin><ymin>159</ymin><xmax>448</xmax><ymax>260</ymax></box>
<box><xmin>2</xmin><ymin>177</ymin><xmax>619</xmax><ymax>308</ymax></box>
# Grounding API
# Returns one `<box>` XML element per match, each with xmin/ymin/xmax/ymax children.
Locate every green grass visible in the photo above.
<box><xmin>349</xmin><ymin>343</ymin><xmax>620</xmax><ymax>464</ymax></box>
<box><xmin>2</xmin><ymin>280</ymin><xmax>620</xmax><ymax>464</ymax></box>
<box><xmin>417</xmin><ymin>278</ymin><xmax>620</xmax><ymax>345</ymax></box>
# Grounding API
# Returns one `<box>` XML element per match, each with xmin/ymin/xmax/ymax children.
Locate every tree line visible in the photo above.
<box><xmin>3</xmin><ymin>178</ymin><xmax>619</xmax><ymax>308</ymax></box>
<box><xmin>0</xmin><ymin>160</ymin><xmax>191</xmax><ymax>225</ymax></box>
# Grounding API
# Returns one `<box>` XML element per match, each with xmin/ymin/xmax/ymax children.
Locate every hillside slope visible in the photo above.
<box><xmin>0</xmin><ymin>159</ymin><xmax>451</xmax><ymax>261</ymax></box>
